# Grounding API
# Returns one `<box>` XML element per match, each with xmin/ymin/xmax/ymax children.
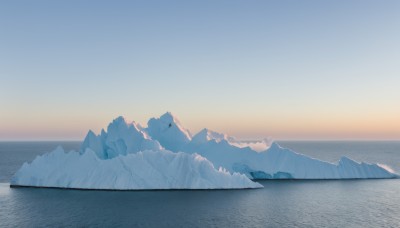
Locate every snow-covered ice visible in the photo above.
<box><xmin>11</xmin><ymin>147</ymin><xmax>261</xmax><ymax>190</ymax></box>
<box><xmin>11</xmin><ymin>112</ymin><xmax>398</xmax><ymax>190</ymax></box>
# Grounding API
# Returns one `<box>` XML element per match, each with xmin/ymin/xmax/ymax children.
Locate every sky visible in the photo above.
<box><xmin>1</xmin><ymin>0</ymin><xmax>400</xmax><ymax>141</ymax></box>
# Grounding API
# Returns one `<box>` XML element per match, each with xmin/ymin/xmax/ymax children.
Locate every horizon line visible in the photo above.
<box><xmin>1</xmin><ymin>139</ymin><xmax>399</xmax><ymax>142</ymax></box>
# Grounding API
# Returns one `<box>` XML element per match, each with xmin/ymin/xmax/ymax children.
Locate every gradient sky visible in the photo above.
<box><xmin>1</xmin><ymin>0</ymin><xmax>400</xmax><ymax>141</ymax></box>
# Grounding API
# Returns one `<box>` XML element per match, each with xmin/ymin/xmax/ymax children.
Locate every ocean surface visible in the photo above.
<box><xmin>0</xmin><ymin>141</ymin><xmax>399</xmax><ymax>227</ymax></box>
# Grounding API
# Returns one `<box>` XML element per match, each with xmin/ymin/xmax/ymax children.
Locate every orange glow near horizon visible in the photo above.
<box><xmin>1</xmin><ymin>111</ymin><xmax>399</xmax><ymax>141</ymax></box>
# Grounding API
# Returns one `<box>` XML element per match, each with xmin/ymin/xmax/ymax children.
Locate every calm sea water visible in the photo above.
<box><xmin>0</xmin><ymin>141</ymin><xmax>399</xmax><ymax>227</ymax></box>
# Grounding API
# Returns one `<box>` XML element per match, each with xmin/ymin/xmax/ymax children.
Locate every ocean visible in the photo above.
<box><xmin>0</xmin><ymin>141</ymin><xmax>399</xmax><ymax>227</ymax></box>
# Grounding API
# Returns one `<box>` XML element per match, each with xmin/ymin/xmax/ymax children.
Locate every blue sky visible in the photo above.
<box><xmin>1</xmin><ymin>0</ymin><xmax>399</xmax><ymax>140</ymax></box>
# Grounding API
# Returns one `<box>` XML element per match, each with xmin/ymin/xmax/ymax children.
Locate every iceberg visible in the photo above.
<box><xmin>11</xmin><ymin>112</ymin><xmax>398</xmax><ymax>190</ymax></box>
<box><xmin>11</xmin><ymin>117</ymin><xmax>262</xmax><ymax>190</ymax></box>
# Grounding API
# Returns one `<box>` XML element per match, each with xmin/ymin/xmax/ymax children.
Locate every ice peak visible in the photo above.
<box><xmin>158</xmin><ymin>112</ymin><xmax>188</xmax><ymax>130</ymax></box>
<box><xmin>197</xmin><ymin>128</ymin><xmax>211</xmax><ymax>137</ymax></box>
<box><xmin>200</xmin><ymin>128</ymin><xmax>209</xmax><ymax>133</ymax></box>
<box><xmin>191</xmin><ymin>129</ymin><xmax>209</xmax><ymax>144</ymax></box>
<box><xmin>339</xmin><ymin>156</ymin><xmax>358</xmax><ymax>166</ymax></box>
<box><xmin>110</xmin><ymin>116</ymin><xmax>129</xmax><ymax>126</ymax></box>
<box><xmin>106</xmin><ymin>116</ymin><xmax>148</xmax><ymax>137</ymax></box>
<box><xmin>192</xmin><ymin>128</ymin><xmax>229</xmax><ymax>144</ymax></box>
<box><xmin>113</xmin><ymin>115</ymin><xmax>126</xmax><ymax>122</ymax></box>
<box><xmin>81</xmin><ymin>116</ymin><xmax>162</xmax><ymax>159</ymax></box>
<box><xmin>267</xmin><ymin>142</ymin><xmax>281</xmax><ymax>151</ymax></box>
<box><xmin>107</xmin><ymin>116</ymin><xmax>130</xmax><ymax>132</ymax></box>
<box><xmin>86</xmin><ymin>129</ymin><xmax>96</xmax><ymax>137</ymax></box>
<box><xmin>146</xmin><ymin>112</ymin><xmax>192</xmax><ymax>152</ymax></box>
<box><xmin>160</xmin><ymin>111</ymin><xmax>176</xmax><ymax>121</ymax></box>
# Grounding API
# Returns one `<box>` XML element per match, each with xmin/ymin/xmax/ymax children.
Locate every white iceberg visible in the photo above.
<box><xmin>11</xmin><ymin>112</ymin><xmax>398</xmax><ymax>190</ymax></box>
<box><xmin>148</xmin><ymin>113</ymin><xmax>398</xmax><ymax>180</ymax></box>
<box><xmin>11</xmin><ymin>117</ymin><xmax>262</xmax><ymax>190</ymax></box>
